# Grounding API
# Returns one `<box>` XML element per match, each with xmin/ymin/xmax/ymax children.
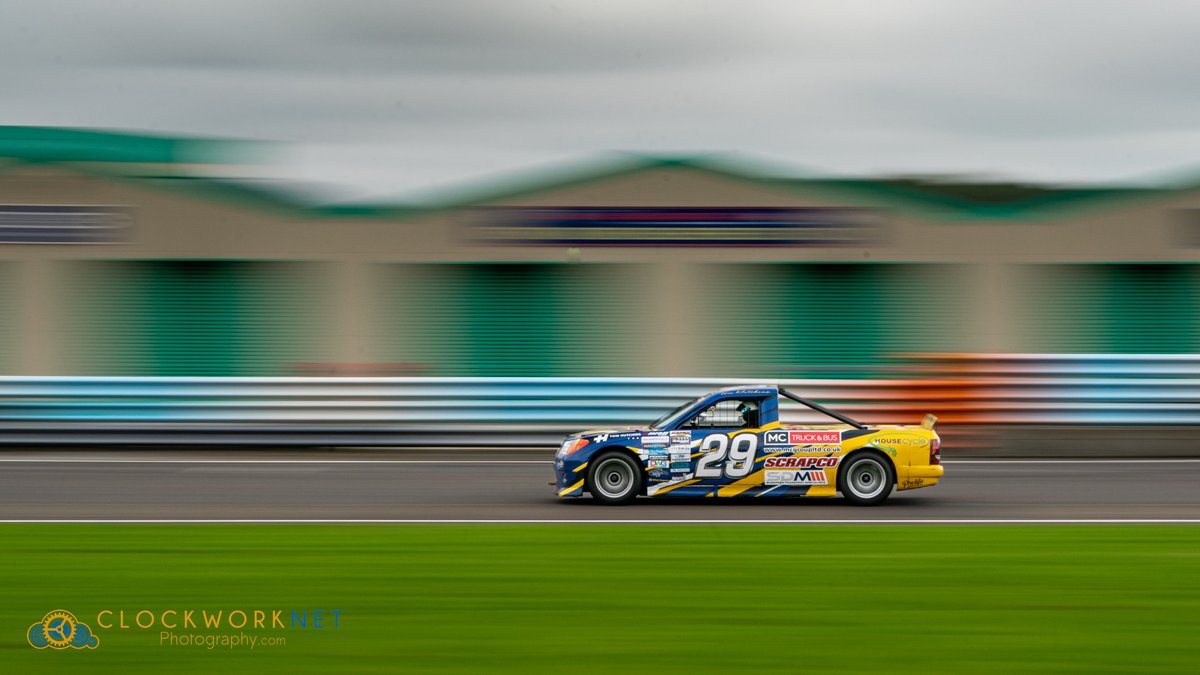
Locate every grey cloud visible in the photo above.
<box><xmin>6</xmin><ymin>1</ymin><xmax>779</xmax><ymax>74</ymax></box>
<box><xmin>2</xmin><ymin>0</ymin><xmax>1200</xmax><ymax>199</ymax></box>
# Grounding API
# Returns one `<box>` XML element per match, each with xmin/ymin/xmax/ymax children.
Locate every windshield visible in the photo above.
<box><xmin>649</xmin><ymin>395</ymin><xmax>705</xmax><ymax>430</ymax></box>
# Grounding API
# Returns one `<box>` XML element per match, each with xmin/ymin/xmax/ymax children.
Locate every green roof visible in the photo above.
<box><xmin>0</xmin><ymin>126</ymin><xmax>247</xmax><ymax>165</ymax></box>
<box><xmin>793</xmin><ymin>177</ymin><xmax>1162</xmax><ymax>220</ymax></box>
<box><xmin>352</xmin><ymin>153</ymin><xmax>1164</xmax><ymax>222</ymax></box>
<box><xmin>0</xmin><ymin>128</ymin><xmax>1187</xmax><ymax>221</ymax></box>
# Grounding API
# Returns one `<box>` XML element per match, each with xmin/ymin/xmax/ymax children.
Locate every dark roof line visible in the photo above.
<box><xmin>0</xmin><ymin>127</ymin><xmax>1188</xmax><ymax>220</ymax></box>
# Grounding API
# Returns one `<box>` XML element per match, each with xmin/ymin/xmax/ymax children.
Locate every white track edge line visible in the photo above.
<box><xmin>1</xmin><ymin>518</ymin><xmax>1199</xmax><ymax>524</ymax></box>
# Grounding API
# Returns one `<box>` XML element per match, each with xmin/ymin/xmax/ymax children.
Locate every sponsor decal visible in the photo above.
<box><xmin>670</xmin><ymin>431</ymin><xmax>691</xmax><ymax>444</ymax></box>
<box><xmin>763</xmin><ymin>456</ymin><xmax>838</xmax><ymax>469</ymax></box>
<box><xmin>764</xmin><ymin>430</ymin><xmax>842</xmax><ymax>446</ymax></box>
<box><xmin>763</xmin><ymin>431</ymin><xmax>788</xmax><ymax>445</ymax></box>
<box><xmin>642</xmin><ymin>432</ymin><xmax>670</xmax><ymax>446</ymax></box>
<box><xmin>901</xmin><ymin>478</ymin><xmax>926</xmax><ymax>489</ymax></box>
<box><xmin>592</xmin><ymin>433</ymin><xmax>609</xmax><ymax>443</ymax></box>
<box><xmin>767</xmin><ymin>444</ymin><xmax>840</xmax><ymax>454</ymax></box>
<box><xmin>874</xmin><ymin>436</ymin><xmax>926</xmax><ymax>446</ymax></box>
<box><xmin>764</xmin><ymin>469</ymin><xmax>829</xmax><ymax>486</ymax></box>
<box><xmin>648</xmin><ymin>459</ymin><xmax>670</xmax><ymax>469</ymax></box>
<box><xmin>670</xmin><ymin>461</ymin><xmax>691</xmax><ymax>471</ymax></box>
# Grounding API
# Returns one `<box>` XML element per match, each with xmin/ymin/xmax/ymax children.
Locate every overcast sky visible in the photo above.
<box><xmin>3</xmin><ymin>0</ymin><xmax>1199</xmax><ymax>201</ymax></box>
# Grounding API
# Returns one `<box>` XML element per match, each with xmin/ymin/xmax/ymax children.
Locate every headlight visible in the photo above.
<box><xmin>560</xmin><ymin>438</ymin><xmax>590</xmax><ymax>455</ymax></box>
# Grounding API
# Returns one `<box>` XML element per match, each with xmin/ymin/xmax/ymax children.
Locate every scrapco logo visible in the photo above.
<box><xmin>28</xmin><ymin>610</ymin><xmax>99</xmax><ymax>650</ymax></box>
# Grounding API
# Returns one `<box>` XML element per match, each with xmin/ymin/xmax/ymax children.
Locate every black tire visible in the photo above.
<box><xmin>586</xmin><ymin>451</ymin><xmax>642</xmax><ymax>505</ymax></box>
<box><xmin>838</xmin><ymin>452</ymin><xmax>895</xmax><ymax>506</ymax></box>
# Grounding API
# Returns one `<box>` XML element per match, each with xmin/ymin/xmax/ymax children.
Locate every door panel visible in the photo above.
<box><xmin>676</xmin><ymin>396</ymin><xmax>766</xmax><ymax>492</ymax></box>
<box><xmin>690</xmin><ymin>429</ymin><xmax>762</xmax><ymax>486</ymax></box>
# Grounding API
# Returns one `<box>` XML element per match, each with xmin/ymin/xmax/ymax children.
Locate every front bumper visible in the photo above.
<box><xmin>554</xmin><ymin>454</ymin><xmax>587</xmax><ymax>497</ymax></box>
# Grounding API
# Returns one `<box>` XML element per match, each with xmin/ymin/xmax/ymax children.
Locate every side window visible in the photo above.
<box><xmin>686</xmin><ymin>399</ymin><xmax>760</xmax><ymax>429</ymax></box>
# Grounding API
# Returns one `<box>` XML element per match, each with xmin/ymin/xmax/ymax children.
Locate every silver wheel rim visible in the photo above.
<box><xmin>594</xmin><ymin>458</ymin><xmax>635</xmax><ymax>499</ymax></box>
<box><xmin>848</xmin><ymin>458</ymin><xmax>887</xmax><ymax>499</ymax></box>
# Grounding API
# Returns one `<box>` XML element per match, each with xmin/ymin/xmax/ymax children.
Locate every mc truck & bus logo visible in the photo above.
<box><xmin>764</xmin><ymin>430</ymin><xmax>842</xmax><ymax>445</ymax></box>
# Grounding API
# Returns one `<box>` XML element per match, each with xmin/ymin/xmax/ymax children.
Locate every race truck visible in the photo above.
<box><xmin>554</xmin><ymin>385</ymin><xmax>942</xmax><ymax>505</ymax></box>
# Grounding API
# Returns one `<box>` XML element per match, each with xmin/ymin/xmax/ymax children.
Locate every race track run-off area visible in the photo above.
<box><xmin>4</xmin><ymin>449</ymin><xmax>1200</xmax><ymax>674</ymax></box>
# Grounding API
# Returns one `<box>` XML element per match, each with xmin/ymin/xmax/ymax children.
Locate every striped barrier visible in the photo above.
<box><xmin>1</xmin><ymin>354</ymin><xmax>1198</xmax><ymax>445</ymax></box>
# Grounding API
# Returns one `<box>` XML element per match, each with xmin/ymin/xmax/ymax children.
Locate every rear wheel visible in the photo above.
<box><xmin>586</xmin><ymin>452</ymin><xmax>642</xmax><ymax>505</ymax></box>
<box><xmin>839</xmin><ymin>452</ymin><xmax>894</xmax><ymax>506</ymax></box>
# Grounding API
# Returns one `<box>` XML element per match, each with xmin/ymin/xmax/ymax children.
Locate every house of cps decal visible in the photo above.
<box><xmin>28</xmin><ymin>610</ymin><xmax>99</xmax><ymax>649</ymax></box>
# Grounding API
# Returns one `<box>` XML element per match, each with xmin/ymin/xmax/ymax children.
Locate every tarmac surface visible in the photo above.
<box><xmin>1</xmin><ymin>448</ymin><xmax>1199</xmax><ymax>522</ymax></box>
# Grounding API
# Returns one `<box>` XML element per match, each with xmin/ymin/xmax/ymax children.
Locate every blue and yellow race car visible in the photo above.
<box><xmin>554</xmin><ymin>385</ymin><xmax>942</xmax><ymax>505</ymax></box>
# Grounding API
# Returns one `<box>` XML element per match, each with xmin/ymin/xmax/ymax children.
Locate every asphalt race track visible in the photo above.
<box><xmin>1</xmin><ymin>449</ymin><xmax>1199</xmax><ymax>522</ymax></box>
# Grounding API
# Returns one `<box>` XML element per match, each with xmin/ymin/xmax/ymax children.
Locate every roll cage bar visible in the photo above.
<box><xmin>777</xmin><ymin>387</ymin><xmax>867</xmax><ymax>430</ymax></box>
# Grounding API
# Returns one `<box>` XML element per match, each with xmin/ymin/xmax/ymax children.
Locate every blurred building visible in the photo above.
<box><xmin>1</xmin><ymin>126</ymin><xmax>1199</xmax><ymax>377</ymax></box>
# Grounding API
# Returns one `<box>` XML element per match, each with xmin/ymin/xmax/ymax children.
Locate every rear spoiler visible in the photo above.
<box><xmin>921</xmin><ymin>414</ymin><xmax>938</xmax><ymax>430</ymax></box>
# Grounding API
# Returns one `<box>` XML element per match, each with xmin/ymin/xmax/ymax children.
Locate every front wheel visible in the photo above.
<box><xmin>839</xmin><ymin>452</ymin><xmax>895</xmax><ymax>506</ymax></box>
<box><xmin>586</xmin><ymin>452</ymin><xmax>642</xmax><ymax>505</ymax></box>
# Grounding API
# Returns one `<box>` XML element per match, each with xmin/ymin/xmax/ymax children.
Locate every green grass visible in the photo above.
<box><xmin>2</xmin><ymin>525</ymin><xmax>1198</xmax><ymax>673</ymax></box>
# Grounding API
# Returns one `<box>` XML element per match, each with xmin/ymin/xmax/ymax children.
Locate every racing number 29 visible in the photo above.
<box><xmin>695</xmin><ymin>433</ymin><xmax>757</xmax><ymax>479</ymax></box>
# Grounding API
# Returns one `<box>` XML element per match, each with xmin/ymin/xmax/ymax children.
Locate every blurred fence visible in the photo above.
<box><xmin>1</xmin><ymin>354</ymin><xmax>1199</xmax><ymax>446</ymax></box>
